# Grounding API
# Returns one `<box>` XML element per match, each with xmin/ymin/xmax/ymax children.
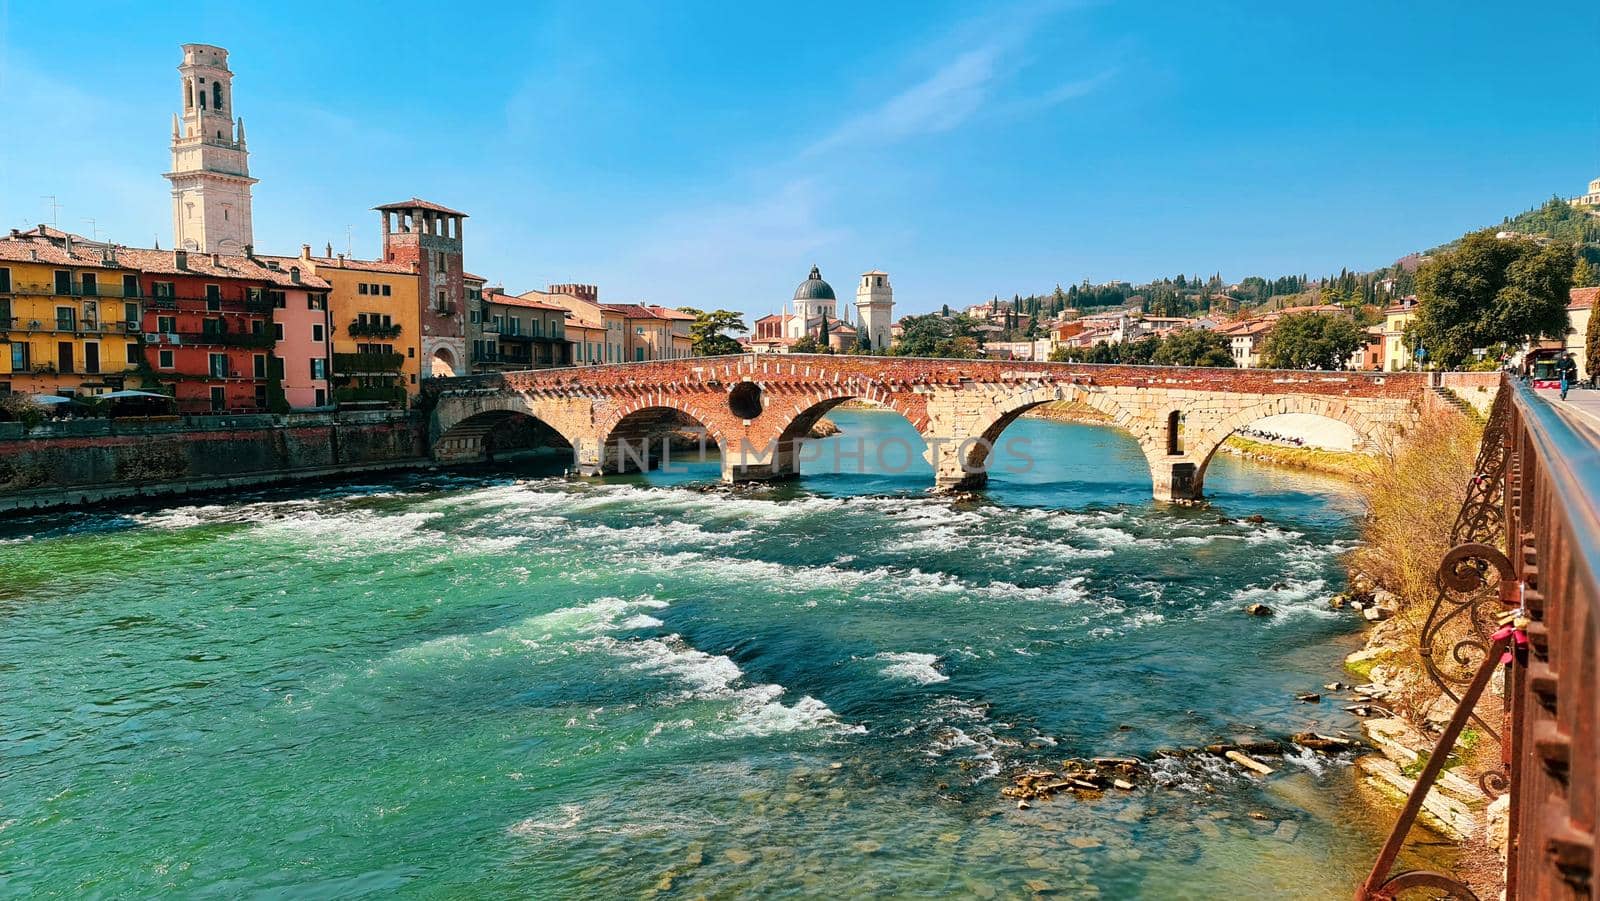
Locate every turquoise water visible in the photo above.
<box><xmin>1</xmin><ymin>411</ymin><xmax>1425</xmax><ymax>898</ymax></box>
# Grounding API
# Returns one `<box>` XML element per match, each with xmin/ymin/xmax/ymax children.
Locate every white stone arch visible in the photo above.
<box><xmin>1186</xmin><ymin>395</ymin><xmax>1396</xmax><ymax>481</ymax></box>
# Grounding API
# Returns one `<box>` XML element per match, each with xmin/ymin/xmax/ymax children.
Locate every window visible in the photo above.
<box><xmin>209</xmin><ymin>387</ymin><xmax>225</xmax><ymax>411</ymax></box>
<box><xmin>11</xmin><ymin>344</ymin><xmax>29</xmax><ymax>370</ymax></box>
<box><xmin>310</xmin><ymin>358</ymin><xmax>326</xmax><ymax>380</ymax></box>
<box><xmin>381</xmin><ymin>284</ymin><xmax>391</xmax><ymax>297</ymax></box>
<box><xmin>157</xmin><ymin>315</ymin><xmax>176</xmax><ymax>333</ymax></box>
<box><xmin>81</xmin><ymin>273</ymin><xmax>97</xmax><ymax>296</ymax></box>
<box><xmin>153</xmin><ymin>282</ymin><xmax>174</xmax><ymax>298</ymax></box>
<box><xmin>158</xmin><ymin>349</ymin><xmax>174</xmax><ymax>369</ymax></box>
<box><xmin>435</xmin><ymin>253</ymin><xmax>446</xmax><ymax>273</ymax></box>
<box><xmin>315</xmin><ymin>388</ymin><xmax>326</xmax><ymax>407</ymax></box>
<box><xmin>209</xmin><ymin>353</ymin><xmax>228</xmax><ymax>378</ymax></box>
<box><xmin>124</xmin><ymin>302</ymin><xmax>139</xmax><ymax>329</ymax></box>
<box><xmin>56</xmin><ymin>306</ymin><xmax>75</xmax><ymax>331</ymax></box>
<box><xmin>437</xmin><ymin>289</ymin><xmax>446</xmax><ymax>310</ymax></box>
<box><xmin>469</xmin><ymin>308</ymin><xmax>479</xmax><ymax>324</ymax></box>
<box><xmin>126</xmin><ymin>344</ymin><xmax>140</xmax><ymax>366</ymax></box>
<box><xmin>206</xmin><ymin>285</ymin><xmax>221</xmax><ymax>309</ymax></box>
<box><xmin>0</xmin><ymin>268</ymin><xmax>10</xmax><ymax>292</ymax></box>
<box><xmin>202</xmin><ymin>318</ymin><xmax>222</xmax><ymax>337</ymax></box>
<box><xmin>312</xmin><ymin>324</ymin><xmax>325</xmax><ymax>343</ymax></box>
<box><xmin>83</xmin><ymin>342</ymin><xmax>99</xmax><ymax>374</ymax></box>
<box><xmin>308</xmin><ymin>294</ymin><xmax>326</xmax><ymax>311</ymax></box>
<box><xmin>123</xmin><ymin>274</ymin><xmax>139</xmax><ymax>298</ymax></box>
<box><xmin>253</xmin><ymin>355</ymin><xmax>267</xmax><ymax>378</ymax></box>
<box><xmin>358</xmin><ymin>283</ymin><xmax>369</xmax><ymax>295</ymax></box>
<box><xmin>268</xmin><ymin>290</ymin><xmax>286</xmax><ymax>309</ymax></box>
<box><xmin>54</xmin><ymin>270</ymin><xmax>71</xmax><ymax>295</ymax></box>
<box><xmin>0</xmin><ymin>298</ymin><xmax>9</xmax><ymax>325</ymax></box>
<box><xmin>274</xmin><ymin>324</ymin><xmax>284</xmax><ymax>341</ymax></box>
<box><xmin>213</xmin><ymin>81</ymin><xmax>223</xmax><ymax>110</ymax></box>
<box><xmin>407</xmin><ymin>347</ymin><xmax>414</xmax><ymax>358</ymax></box>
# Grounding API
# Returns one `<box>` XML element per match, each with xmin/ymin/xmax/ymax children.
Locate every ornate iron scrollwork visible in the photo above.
<box><xmin>1417</xmin><ymin>391</ymin><xmax>1512</xmax><ymax>739</ymax></box>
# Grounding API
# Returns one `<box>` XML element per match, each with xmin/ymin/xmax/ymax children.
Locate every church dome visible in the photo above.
<box><xmin>794</xmin><ymin>265</ymin><xmax>836</xmax><ymax>301</ymax></box>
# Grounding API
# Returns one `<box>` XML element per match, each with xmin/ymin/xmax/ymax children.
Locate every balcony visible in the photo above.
<box><xmin>333</xmin><ymin>352</ymin><xmax>405</xmax><ymax>374</ymax></box>
<box><xmin>346</xmin><ymin>320</ymin><xmax>403</xmax><ymax>339</ymax></box>
<box><xmin>3</xmin><ymin>281</ymin><xmax>141</xmax><ymax>299</ymax></box>
<box><xmin>147</xmin><ymin>296</ymin><xmax>272</xmax><ymax>314</ymax></box>
<box><xmin>171</xmin><ymin>329</ymin><xmax>274</xmax><ymax>348</ymax></box>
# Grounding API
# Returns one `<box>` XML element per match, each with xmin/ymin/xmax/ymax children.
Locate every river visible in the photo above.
<box><xmin>0</xmin><ymin>410</ymin><xmax>1435</xmax><ymax>897</ymax></box>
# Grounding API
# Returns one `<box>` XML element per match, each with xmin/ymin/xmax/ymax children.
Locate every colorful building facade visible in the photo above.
<box><xmin>0</xmin><ymin>235</ymin><xmax>144</xmax><ymax>398</ymax></box>
<box><xmin>273</xmin><ymin>249</ymin><xmax>419</xmax><ymax>409</ymax></box>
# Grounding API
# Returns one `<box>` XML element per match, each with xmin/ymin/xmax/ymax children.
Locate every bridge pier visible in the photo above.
<box><xmin>1151</xmin><ymin>459</ymin><xmax>1205</xmax><ymax>503</ymax></box>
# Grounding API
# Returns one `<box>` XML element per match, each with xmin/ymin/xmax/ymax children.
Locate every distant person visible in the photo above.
<box><xmin>1559</xmin><ymin>353</ymin><xmax>1579</xmax><ymax>401</ymax></box>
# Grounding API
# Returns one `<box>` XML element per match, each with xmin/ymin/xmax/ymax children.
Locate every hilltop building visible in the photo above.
<box><xmin>166</xmin><ymin>44</ymin><xmax>256</xmax><ymax>254</ymax></box>
<box><xmin>1570</xmin><ymin>176</ymin><xmax>1600</xmax><ymax>209</ymax></box>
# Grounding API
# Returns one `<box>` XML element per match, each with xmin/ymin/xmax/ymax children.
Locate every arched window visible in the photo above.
<box><xmin>212</xmin><ymin>82</ymin><xmax>224</xmax><ymax>110</ymax></box>
<box><xmin>1166</xmin><ymin>410</ymin><xmax>1184</xmax><ymax>455</ymax></box>
<box><xmin>185</xmin><ymin>81</ymin><xmax>194</xmax><ymax>109</ymax></box>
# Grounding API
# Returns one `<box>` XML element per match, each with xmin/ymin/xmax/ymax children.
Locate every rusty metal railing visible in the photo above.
<box><xmin>1359</xmin><ymin>374</ymin><xmax>1599</xmax><ymax>899</ymax></box>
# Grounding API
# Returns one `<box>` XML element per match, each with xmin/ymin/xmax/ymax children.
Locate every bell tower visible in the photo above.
<box><xmin>855</xmin><ymin>270</ymin><xmax>895</xmax><ymax>350</ymax></box>
<box><xmin>165</xmin><ymin>43</ymin><xmax>256</xmax><ymax>253</ymax></box>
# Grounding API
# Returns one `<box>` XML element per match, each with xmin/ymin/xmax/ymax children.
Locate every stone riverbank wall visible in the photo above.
<box><xmin>0</xmin><ymin>411</ymin><xmax>428</xmax><ymax>514</ymax></box>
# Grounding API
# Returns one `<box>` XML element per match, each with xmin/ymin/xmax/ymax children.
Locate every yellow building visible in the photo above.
<box><xmin>269</xmin><ymin>248</ymin><xmax>420</xmax><ymax>407</ymax></box>
<box><xmin>1381</xmin><ymin>300</ymin><xmax>1419</xmax><ymax>371</ymax></box>
<box><xmin>531</xmin><ymin>285</ymin><xmax>629</xmax><ymax>364</ymax></box>
<box><xmin>0</xmin><ymin>235</ymin><xmax>144</xmax><ymax>398</ymax></box>
<box><xmin>1565</xmin><ymin>287</ymin><xmax>1598</xmax><ymax>377</ymax></box>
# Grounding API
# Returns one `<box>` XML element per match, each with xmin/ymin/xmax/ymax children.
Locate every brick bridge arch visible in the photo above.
<box><xmin>426</xmin><ymin>355</ymin><xmax>1437</xmax><ymax>501</ymax></box>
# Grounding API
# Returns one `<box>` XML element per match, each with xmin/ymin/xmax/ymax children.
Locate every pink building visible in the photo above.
<box><xmin>269</xmin><ymin>273</ymin><xmax>334</xmax><ymax>409</ymax></box>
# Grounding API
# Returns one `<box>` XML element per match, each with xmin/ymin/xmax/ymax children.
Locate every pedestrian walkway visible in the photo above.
<box><xmin>1536</xmin><ymin>386</ymin><xmax>1600</xmax><ymax>446</ymax></box>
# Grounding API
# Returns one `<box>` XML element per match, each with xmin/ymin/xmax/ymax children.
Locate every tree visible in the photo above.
<box><xmin>790</xmin><ymin>334</ymin><xmax>825</xmax><ymax>354</ymax></box>
<box><xmin>1575</xmin><ymin>255</ymin><xmax>1599</xmax><ymax>289</ymax></box>
<box><xmin>1152</xmin><ymin>328</ymin><xmax>1235</xmax><ymax>367</ymax></box>
<box><xmin>852</xmin><ymin>330</ymin><xmax>873</xmax><ymax>354</ymax></box>
<box><xmin>1587</xmin><ymin>303</ymin><xmax>1600</xmax><ymax>381</ymax></box>
<box><xmin>1259</xmin><ymin>312</ymin><xmax>1366</xmax><ymax>370</ymax></box>
<box><xmin>679</xmin><ymin>307</ymin><xmax>747</xmax><ymax>356</ymax></box>
<box><xmin>1411</xmin><ymin>230</ymin><xmax>1573</xmax><ymax>367</ymax></box>
<box><xmin>817</xmin><ymin>316</ymin><xmax>831</xmax><ymax>350</ymax></box>
<box><xmin>891</xmin><ymin>314</ymin><xmax>984</xmax><ymax>358</ymax></box>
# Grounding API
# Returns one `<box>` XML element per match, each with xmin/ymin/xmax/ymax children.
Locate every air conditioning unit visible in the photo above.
<box><xmin>143</xmin><ymin>333</ymin><xmax>160</xmax><ymax>342</ymax></box>
<box><xmin>168</xmin><ymin>334</ymin><xmax>181</xmax><ymax>345</ymax></box>
<box><xmin>28</xmin><ymin>320</ymin><xmax>40</xmax><ymax>329</ymax></box>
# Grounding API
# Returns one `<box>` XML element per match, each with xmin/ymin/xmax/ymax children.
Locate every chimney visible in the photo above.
<box><xmin>336</xmin><ymin>254</ymin><xmax>346</xmax><ymax>267</ymax></box>
<box><xmin>211</xmin><ymin>252</ymin><xmax>221</xmax><ymax>267</ymax></box>
<box><xmin>63</xmin><ymin>234</ymin><xmax>73</xmax><ymax>256</ymax></box>
<box><xmin>244</xmin><ymin>243</ymin><xmax>255</xmax><ymax>260</ymax></box>
<box><xmin>325</xmin><ymin>242</ymin><xmax>332</xmax><ymax>258</ymax></box>
<box><xmin>174</xmin><ymin>249</ymin><xmax>188</xmax><ymax>270</ymax></box>
<box><xmin>301</xmin><ymin>243</ymin><xmax>312</xmax><ymax>260</ymax></box>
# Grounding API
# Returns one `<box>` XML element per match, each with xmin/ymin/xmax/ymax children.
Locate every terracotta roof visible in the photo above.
<box><xmin>1569</xmin><ymin>286</ymin><xmax>1599</xmax><ymax>310</ymax></box>
<box><xmin>113</xmin><ymin>248</ymin><xmax>332</xmax><ymax>289</ymax></box>
<box><xmin>601</xmin><ymin>303</ymin><xmax>695</xmax><ymax>321</ymax></box>
<box><xmin>0</xmin><ymin>237</ymin><xmax>130</xmax><ymax>270</ymax></box>
<box><xmin>373</xmin><ymin>198</ymin><xmax>468</xmax><ymax>217</ymax></box>
<box><xmin>265</xmin><ymin>254</ymin><xmax>414</xmax><ymax>275</ymax></box>
<box><xmin>464</xmin><ymin>272</ymin><xmax>488</xmax><ymax>282</ymax></box>
<box><xmin>484</xmin><ymin>291</ymin><xmax>566</xmax><ymax>312</ymax></box>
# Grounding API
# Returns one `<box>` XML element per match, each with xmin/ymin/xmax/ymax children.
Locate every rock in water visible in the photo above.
<box><xmin>1244</xmin><ymin>603</ymin><xmax>1274</xmax><ymax>616</ymax></box>
<box><xmin>1296</xmin><ymin>693</ymin><xmax>1321</xmax><ymax>703</ymax></box>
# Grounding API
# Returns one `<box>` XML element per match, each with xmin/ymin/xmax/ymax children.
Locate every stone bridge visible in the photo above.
<box><xmin>424</xmin><ymin>354</ymin><xmax>1447</xmax><ymax>500</ymax></box>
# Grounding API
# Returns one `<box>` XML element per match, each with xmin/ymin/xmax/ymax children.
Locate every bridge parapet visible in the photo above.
<box><xmin>427</xmin><ymin>354</ymin><xmax>1442</xmax><ymax>499</ymax></box>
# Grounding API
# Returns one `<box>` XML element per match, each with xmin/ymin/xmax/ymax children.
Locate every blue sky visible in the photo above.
<box><xmin>2</xmin><ymin>1</ymin><xmax>1596</xmax><ymax>317</ymax></box>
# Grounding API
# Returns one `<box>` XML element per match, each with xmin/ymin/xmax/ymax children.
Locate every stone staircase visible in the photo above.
<box><xmin>1431</xmin><ymin>386</ymin><xmax>1475</xmax><ymax>416</ymax></box>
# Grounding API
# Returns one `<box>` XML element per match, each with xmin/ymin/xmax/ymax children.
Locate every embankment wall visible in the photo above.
<box><xmin>0</xmin><ymin>412</ymin><xmax>428</xmax><ymax>513</ymax></box>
